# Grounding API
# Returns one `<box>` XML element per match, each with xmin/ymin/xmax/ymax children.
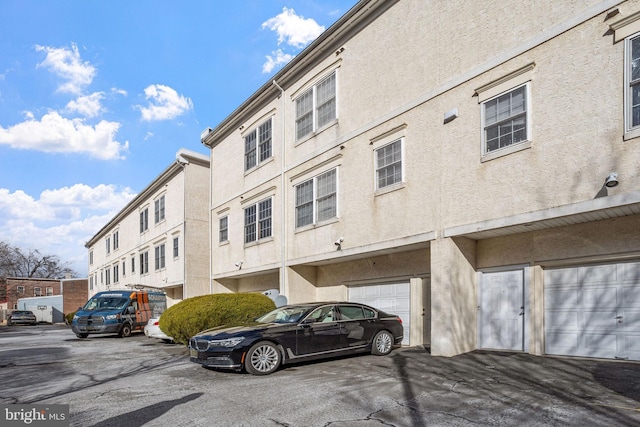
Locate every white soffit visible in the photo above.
<box><xmin>444</xmin><ymin>192</ymin><xmax>640</xmax><ymax>240</ymax></box>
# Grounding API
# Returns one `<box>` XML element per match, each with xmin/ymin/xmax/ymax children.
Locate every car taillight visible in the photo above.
<box><xmin>397</xmin><ymin>316</ymin><xmax>402</xmax><ymax>324</ymax></box>
<box><xmin>154</xmin><ymin>321</ymin><xmax>160</xmax><ymax>326</ymax></box>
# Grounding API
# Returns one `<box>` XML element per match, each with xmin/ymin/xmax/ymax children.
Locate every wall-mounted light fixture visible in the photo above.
<box><xmin>235</xmin><ymin>261</ymin><xmax>243</xmax><ymax>270</ymax></box>
<box><xmin>605</xmin><ymin>172</ymin><xmax>619</xmax><ymax>188</ymax></box>
<box><xmin>334</xmin><ymin>237</ymin><xmax>344</xmax><ymax>250</ymax></box>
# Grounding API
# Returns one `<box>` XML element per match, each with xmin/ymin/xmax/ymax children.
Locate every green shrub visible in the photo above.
<box><xmin>160</xmin><ymin>293</ymin><xmax>276</xmax><ymax>345</ymax></box>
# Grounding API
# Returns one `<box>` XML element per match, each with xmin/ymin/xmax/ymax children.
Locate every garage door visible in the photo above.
<box><xmin>545</xmin><ymin>261</ymin><xmax>640</xmax><ymax>361</ymax></box>
<box><xmin>349</xmin><ymin>282</ymin><xmax>410</xmax><ymax>345</ymax></box>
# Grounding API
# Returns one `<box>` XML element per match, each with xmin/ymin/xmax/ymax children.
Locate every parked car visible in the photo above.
<box><xmin>189</xmin><ymin>302</ymin><xmax>404</xmax><ymax>375</ymax></box>
<box><xmin>144</xmin><ymin>317</ymin><xmax>173</xmax><ymax>343</ymax></box>
<box><xmin>7</xmin><ymin>310</ymin><xmax>37</xmax><ymax>326</ymax></box>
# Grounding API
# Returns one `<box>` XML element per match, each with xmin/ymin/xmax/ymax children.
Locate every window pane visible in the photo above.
<box><xmin>245</xmin><ymin>130</ymin><xmax>257</xmax><ymax>170</ymax></box>
<box><xmin>219</xmin><ymin>216</ymin><xmax>228</xmax><ymax>242</ymax></box>
<box><xmin>316</xmin><ymin>73</ymin><xmax>336</xmax><ymax>128</ymax></box>
<box><xmin>632</xmin><ymin>37</ymin><xmax>640</xmax><ymax>82</ymax></box>
<box><xmin>295</xmin><ymin>180</ymin><xmax>314</xmax><ymax>227</ymax></box>
<box><xmin>259</xmin><ymin>120</ymin><xmax>272</xmax><ymax>162</ymax></box>
<box><xmin>483</xmin><ymin>85</ymin><xmax>527</xmax><ymax>153</ymax></box>
<box><xmin>296</xmin><ymin>90</ymin><xmax>313</xmax><ymax>140</ymax></box>
<box><xmin>259</xmin><ymin>199</ymin><xmax>272</xmax><ymax>239</ymax></box>
<box><xmin>316</xmin><ymin>169</ymin><xmax>337</xmax><ymax>222</ymax></box>
<box><xmin>376</xmin><ymin>140</ymin><xmax>402</xmax><ymax>188</ymax></box>
<box><xmin>244</xmin><ymin>206</ymin><xmax>256</xmax><ymax>243</ymax></box>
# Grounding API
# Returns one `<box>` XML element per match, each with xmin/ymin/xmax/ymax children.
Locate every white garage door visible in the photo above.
<box><xmin>545</xmin><ymin>261</ymin><xmax>640</xmax><ymax>361</ymax></box>
<box><xmin>349</xmin><ymin>282</ymin><xmax>410</xmax><ymax>345</ymax></box>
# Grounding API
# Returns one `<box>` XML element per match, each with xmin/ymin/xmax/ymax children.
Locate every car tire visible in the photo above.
<box><xmin>76</xmin><ymin>333</ymin><xmax>89</xmax><ymax>338</ymax></box>
<box><xmin>245</xmin><ymin>341</ymin><xmax>281</xmax><ymax>375</ymax></box>
<box><xmin>371</xmin><ymin>330</ymin><xmax>394</xmax><ymax>356</ymax></box>
<box><xmin>118</xmin><ymin>324</ymin><xmax>132</xmax><ymax>338</ymax></box>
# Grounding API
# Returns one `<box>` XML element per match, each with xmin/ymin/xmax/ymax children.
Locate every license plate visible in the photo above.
<box><xmin>190</xmin><ymin>348</ymin><xmax>199</xmax><ymax>358</ymax></box>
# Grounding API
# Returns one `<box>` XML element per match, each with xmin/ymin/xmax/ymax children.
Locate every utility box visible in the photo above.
<box><xmin>18</xmin><ymin>295</ymin><xmax>64</xmax><ymax>323</ymax></box>
<box><xmin>28</xmin><ymin>305</ymin><xmax>53</xmax><ymax>323</ymax></box>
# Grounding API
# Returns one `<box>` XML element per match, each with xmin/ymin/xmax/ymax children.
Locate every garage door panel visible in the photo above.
<box><xmin>546</xmin><ymin>332</ymin><xmax>579</xmax><ymax>354</ymax></box>
<box><xmin>580</xmin><ymin>264</ymin><xmax>617</xmax><ymax>284</ymax></box>
<box><xmin>545</xmin><ymin>310</ymin><xmax>578</xmax><ymax>329</ymax></box>
<box><xmin>545</xmin><ymin>289</ymin><xmax>579</xmax><ymax>309</ymax></box>
<box><xmin>583</xmin><ymin>287</ymin><xmax>618</xmax><ymax>308</ymax></box>
<box><xmin>545</xmin><ymin>261</ymin><xmax>640</xmax><ymax>361</ymax></box>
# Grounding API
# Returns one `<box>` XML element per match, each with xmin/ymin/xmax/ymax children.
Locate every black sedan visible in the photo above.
<box><xmin>7</xmin><ymin>310</ymin><xmax>37</xmax><ymax>326</ymax></box>
<box><xmin>189</xmin><ymin>302</ymin><xmax>404</xmax><ymax>375</ymax></box>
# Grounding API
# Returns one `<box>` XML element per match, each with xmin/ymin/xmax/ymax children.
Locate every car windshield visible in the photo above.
<box><xmin>255</xmin><ymin>306</ymin><xmax>310</xmax><ymax>324</ymax></box>
<box><xmin>83</xmin><ymin>297</ymin><xmax>129</xmax><ymax>311</ymax></box>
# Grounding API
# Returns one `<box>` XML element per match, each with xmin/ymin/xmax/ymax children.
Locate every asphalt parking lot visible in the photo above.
<box><xmin>0</xmin><ymin>324</ymin><xmax>639</xmax><ymax>426</ymax></box>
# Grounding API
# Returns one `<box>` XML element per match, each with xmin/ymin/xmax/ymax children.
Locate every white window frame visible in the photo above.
<box><xmin>17</xmin><ymin>286</ymin><xmax>24</xmax><ymax>294</ymax></box>
<box><xmin>173</xmin><ymin>236</ymin><xmax>179</xmax><ymax>258</ymax></box>
<box><xmin>481</xmin><ymin>83</ymin><xmax>530</xmax><ymax>156</ymax></box>
<box><xmin>140</xmin><ymin>251</ymin><xmax>149</xmax><ymax>275</ymax></box>
<box><xmin>113</xmin><ymin>231</ymin><xmax>119</xmax><ymax>251</ymax></box>
<box><xmin>244</xmin><ymin>118</ymin><xmax>273</xmax><ymax>171</ymax></box>
<box><xmin>105</xmin><ymin>237</ymin><xmax>111</xmax><ymax>255</ymax></box>
<box><xmin>295</xmin><ymin>168</ymin><xmax>338</xmax><ymax>228</ymax></box>
<box><xmin>140</xmin><ymin>208</ymin><xmax>149</xmax><ymax>233</ymax></box>
<box><xmin>295</xmin><ymin>71</ymin><xmax>337</xmax><ymax>141</ymax></box>
<box><xmin>46</xmin><ymin>287</ymin><xmax>53</xmax><ymax>296</ymax></box>
<box><xmin>374</xmin><ymin>139</ymin><xmax>404</xmax><ymax>191</ymax></box>
<box><xmin>219</xmin><ymin>216</ymin><xmax>229</xmax><ymax>243</ymax></box>
<box><xmin>154</xmin><ymin>195</ymin><xmax>165</xmax><ymax>224</ymax></box>
<box><xmin>244</xmin><ymin>198</ymin><xmax>272</xmax><ymax>244</ymax></box>
<box><xmin>154</xmin><ymin>244</ymin><xmax>166</xmax><ymax>271</ymax></box>
<box><xmin>625</xmin><ymin>32</ymin><xmax>640</xmax><ymax>139</ymax></box>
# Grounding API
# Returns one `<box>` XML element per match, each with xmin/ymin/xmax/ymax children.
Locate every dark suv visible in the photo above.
<box><xmin>7</xmin><ymin>310</ymin><xmax>37</xmax><ymax>326</ymax></box>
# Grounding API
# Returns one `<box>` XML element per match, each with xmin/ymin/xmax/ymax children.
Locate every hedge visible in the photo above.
<box><xmin>160</xmin><ymin>293</ymin><xmax>276</xmax><ymax>345</ymax></box>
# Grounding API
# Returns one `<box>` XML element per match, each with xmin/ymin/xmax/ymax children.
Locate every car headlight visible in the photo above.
<box><xmin>72</xmin><ymin>315</ymin><xmax>78</xmax><ymax>321</ymax></box>
<box><xmin>208</xmin><ymin>337</ymin><xmax>245</xmax><ymax>347</ymax></box>
<box><xmin>105</xmin><ymin>314</ymin><xmax>119</xmax><ymax>320</ymax></box>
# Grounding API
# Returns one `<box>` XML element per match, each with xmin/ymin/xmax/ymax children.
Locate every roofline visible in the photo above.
<box><xmin>85</xmin><ymin>148</ymin><xmax>209</xmax><ymax>248</ymax></box>
<box><xmin>201</xmin><ymin>0</ymin><xmax>399</xmax><ymax>149</ymax></box>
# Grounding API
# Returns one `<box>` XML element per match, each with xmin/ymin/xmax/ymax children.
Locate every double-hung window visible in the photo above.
<box><xmin>627</xmin><ymin>33</ymin><xmax>640</xmax><ymax>135</ymax></box>
<box><xmin>295</xmin><ymin>168</ymin><xmax>337</xmax><ymax>228</ymax></box>
<box><xmin>375</xmin><ymin>139</ymin><xmax>403</xmax><ymax>190</ymax></box>
<box><xmin>34</xmin><ymin>287</ymin><xmax>42</xmax><ymax>297</ymax></box>
<box><xmin>140</xmin><ymin>251</ymin><xmax>149</xmax><ymax>274</ymax></box>
<box><xmin>295</xmin><ymin>72</ymin><xmax>336</xmax><ymax>140</ymax></box>
<box><xmin>140</xmin><ymin>208</ymin><xmax>149</xmax><ymax>233</ymax></box>
<box><xmin>482</xmin><ymin>84</ymin><xmax>528</xmax><ymax>154</ymax></box>
<box><xmin>219</xmin><ymin>216</ymin><xmax>228</xmax><ymax>243</ymax></box>
<box><xmin>113</xmin><ymin>264</ymin><xmax>119</xmax><ymax>283</ymax></box>
<box><xmin>105</xmin><ymin>237</ymin><xmax>111</xmax><ymax>254</ymax></box>
<box><xmin>155</xmin><ymin>244</ymin><xmax>165</xmax><ymax>270</ymax></box>
<box><xmin>244</xmin><ymin>119</ymin><xmax>272</xmax><ymax>170</ymax></box>
<box><xmin>113</xmin><ymin>231</ymin><xmax>119</xmax><ymax>251</ymax></box>
<box><xmin>154</xmin><ymin>195</ymin><xmax>165</xmax><ymax>224</ymax></box>
<box><xmin>173</xmin><ymin>237</ymin><xmax>179</xmax><ymax>258</ymax></box>
<box><xmin>244</xmin><ymin>198</ymin><xmax>272</xmax><ymax>244</ymax></box>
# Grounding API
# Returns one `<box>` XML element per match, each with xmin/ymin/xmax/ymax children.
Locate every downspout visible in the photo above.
<box><xmin>273</xmin><ymin>80</ymin><xmax>287</xmax><ymax>298</ymax></box>
<box><xmin>176</xmin><ymin>157</ymin><xmax>189</xmax><ymax>300</ymax></box>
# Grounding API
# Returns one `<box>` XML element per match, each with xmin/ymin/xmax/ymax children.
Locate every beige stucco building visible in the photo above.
<box><xmin>85</xmin><ymin>149</ymin><xmax>210</xmax><ymax>306</ymax></box>
<box><xmin>201</xmin><ymin>0</ymin><xmax>640</xmax><ymax>361</ymax></box>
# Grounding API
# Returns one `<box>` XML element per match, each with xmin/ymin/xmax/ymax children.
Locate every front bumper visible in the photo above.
<box><xmin>72</xmin><ymin>323</ymin><xmax>120</xmax><ymax>334</ymax></box>
<box><xmin>189</xmin><ymin>339</ymin><xmax>244</xmax><ymax>369</ymax></box>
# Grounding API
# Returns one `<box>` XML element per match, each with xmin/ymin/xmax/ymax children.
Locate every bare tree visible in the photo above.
<box><xmin>0</xmin><ymin>241</ymin><xmax>77</xmax><ymax>279</ymax></box>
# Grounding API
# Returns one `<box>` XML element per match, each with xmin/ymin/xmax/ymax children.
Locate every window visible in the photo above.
<box><xmin>482</xmin><ymin>85</ymin><xmax>528</xmax><ymax>154</ymax></box>
<box><xmin>140</xmin><ymin>208</ymin><xmax>149</xmax><ymax>233</ymax></box>
<box><xmin>627</xmin><ymin>34</ymin><xmax>640</xmax><ymax>134</ymax></box>
<box><xmin>244</xmin><ymin>118</ymin><xmax>272</xmax><ymax>170</ymax></box>
<box><xmin>140</xmin><ymin>251</ymin><xmax>149</xmax><ymax>274</ymax></box>
<box><xmin>375</xmin><ymin>139</ymin><xmax>403</xmax><ymax>189</ymax></box>
<box><xmin>105</xmin><ymin>269</ymin><xmax>111</xmax><ymax>286</ymax></box>
<box><xmin>113</xmin><ymin>265</ymin><xmax>119</xmax><ymax>283</ymax></box>
<box><xmin>122</xmin><ymin>261</ymin><xmax>126</xmax><ymax>277</ymax></box>
<box><xmin>34</xmin><ymin>287</ymin><xmax>42</xmax><ymax>297</ymax></box>
<box><xmin>173</xmin><ymin>237</ymin><xmax>179</xmax><ymax>258</ymax></box>
<box><xmin>17</xmin><ymin>286</ymin><xmax>24</xmax><ymax>294</ymax></box>
<box><xmin>295</xmin><ymin>72</ymin><xmax>336</xmax><ymax>140</ymax></box>
<box><xmin>295</xmin><ymin>168</ymin><xmax>337</xmax><ymax>228</ymax></box>
<box><xmin>106</xmin><ymin>237</ymin><xmax>111</xmax><ymax>254</ymax></box>
<box><xmin>90</xmin><ymin>276</ymin><xmax>93</xmax><ymax>291</ymax></box>
<box><xmin>154</xmin><ymin>196</ymin><xmax>165</xmax><ymax>224</ymax></box>
<box><xmin>89</xmin><ymin>251</ymin><xmax>93</xmax><ymax>265</ymax></box>
<box><xmin>219</xmin><ymin>216</ymin><xmax>228</xmax><ymax>243</ymax></box>
<box><xmin>244</xmin><ymin>198</ymin><xmax>272</xmax><ymax>244</ymax></box>
<box><xmin>113</xmin><ymin>231</ymin><xmax>119</xmax><ymax>251</ymax></box>
<box><xmin>131</xmin><ymin>256</ymin><xmax>136</xmax><ymax>274</ymax></box>
<box><xmin>155</xmin><ymin>244</ymin><xmax>165</xmax><ymax>270</ymax></box>
<box><xmin>46</xmin><ymin>287</ymin><xmax>53</xmax><ymax>296</ymax></box>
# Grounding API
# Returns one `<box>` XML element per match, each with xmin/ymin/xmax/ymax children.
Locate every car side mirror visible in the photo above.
<box><xmin>301</xmin><ymin>318</ymin><xmax>317</xmax><ymax>325</ymax></box>
<box><xmin>77</xmin><ymin>307</ymin><xmax>83</xmax><ymax>311</ymax></box>
<box><xmin>127</xmin><ymin>306</ymin><xmax>135</xmax><ymax>314</ymax></box>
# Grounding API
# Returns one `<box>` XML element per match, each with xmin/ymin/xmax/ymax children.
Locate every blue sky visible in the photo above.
<box><xmin>0</xmin><ymin>0</ymin><xmax>357</xmax><ymax>276</ymax></box>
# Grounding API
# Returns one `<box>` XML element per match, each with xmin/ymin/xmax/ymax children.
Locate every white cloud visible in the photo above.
<box><xmin>262</xmin><ymin>7</ymin><xmax>325</xmax><ymax>49</ymax></box>
<box><xmin>35</xmin><ymin>43</ymin><xmax>96</xmax><ymax>95</ymax></box>
<box><xmin>262</xmin><ymin>49</ymin><xmax>294</xmax><ymax>74</ymax></box>
<box><xmin>0</xmin><ymin>184</ymin><xmax>137</xmax><ymax>275</ymax></box>
<box><xmin>66</xmin><ymin>92</ymin><xmax>105</xmax><ymax>118</ymax></box>
<box><xmin>0</xmin><ymin>111</ymin><xmax>128</xmax><ymax>160</ymax></box>
<box><xmin>136</xmin><ymin>84</ymin><xmax>193</xmax><ymax>121</ymax></box>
